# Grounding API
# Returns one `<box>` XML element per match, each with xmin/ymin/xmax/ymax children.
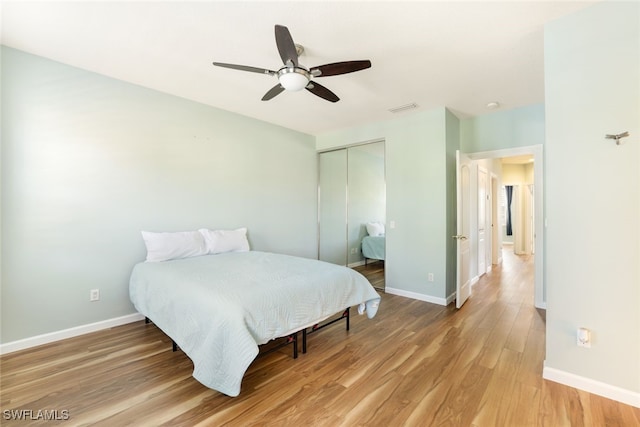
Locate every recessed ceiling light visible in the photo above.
<box><xmin>486</xmin><ymin>101</ymin><xmax>500</xmax><ymax>109</ymax></box>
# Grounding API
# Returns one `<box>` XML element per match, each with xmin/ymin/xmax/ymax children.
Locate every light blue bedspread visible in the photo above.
<box><xmin>362</xmin><ymin>235</ymin><xmax>385</xmax><ymax>260</ymax></box>
<box><xmin>129</xmin><ymin>251</ymin><xmax>380</xmax><ymax>396</ymax></box>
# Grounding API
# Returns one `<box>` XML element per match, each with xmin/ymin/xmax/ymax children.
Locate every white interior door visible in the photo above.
<box><xmin>477</xmin><ymin>167</ymin><xmax>487</xmax><ymax>275</ymax></box>
<box><xmin>456</xmin><ymin>151</ymin><xmax>472</xmax><ymax>308</ymax></box>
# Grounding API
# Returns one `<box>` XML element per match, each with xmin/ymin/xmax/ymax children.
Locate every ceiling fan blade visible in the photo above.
<box><xmin>310</xmin><ymin>60</ymin><xmax>372</xmax><ymax>77</ymax></box>
<box><xmin>262</xmin><ymin>84</ymin><xmax>285</xmax><ymax>101</ymax></box>
<box><xmin>213</xmin><ymin>62</ymin><xmax>276</xmax><ymax>76</ymax></box>
<box><xmin>275</xmin><ymin>25</ymin><xmax>298</xmax><ymax>67</ymax></box>
<box><xmin>305</xmin><ymin>81</ymin><xmax>339</xmax><ymax>103</ymax></box>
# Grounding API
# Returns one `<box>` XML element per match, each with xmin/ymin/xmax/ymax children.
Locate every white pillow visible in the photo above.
<box><xmin>198</xmin><ymin>227</ymin><xmax>250</xmax><ymax>254</ymax></box>
<box><xmin>366</xmin><ymin>222</ymin><xmax>385</xmax><ymax>237</ymax></box>
<box><xmin>141</xmin><ymin>230</ymin><xmax>208</xmax><ymax>262</ymax></box>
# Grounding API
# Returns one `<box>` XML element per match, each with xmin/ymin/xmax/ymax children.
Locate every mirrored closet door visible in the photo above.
<box><xmin>318</xmin><ymin>149</ymin><xmax>348</xmax><ymax>266</ymax></box>
<box><xmin>318</xmin><ymin>141</ymin><xmax>386</xmax><ymax>288</ymax></box>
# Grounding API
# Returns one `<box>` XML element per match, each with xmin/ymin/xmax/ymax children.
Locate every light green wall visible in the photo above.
<box><xmin>317</xmin><ymin>108</ymin><xmax>453</xmax><ymax>300</ymax></box>
<box><xmin>544</xmin><ymin>1</ymin><xmax>639</xmax><ymax>394</ymax></box>
<box><xmin>460</xmin><ymin>104</ymin><xmax>545</xmax><ymax>153</ymax></box>
<box><xmin>1</xmin><ymin>47</ymin><xmax>317</xmax><ymax>343</ymax></box>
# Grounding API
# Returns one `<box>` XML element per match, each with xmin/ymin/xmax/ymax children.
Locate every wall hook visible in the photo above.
<box><xmin>605</xmin><ymin>131</ymin><xmax>630</xmax><ymax>145</ymax></box>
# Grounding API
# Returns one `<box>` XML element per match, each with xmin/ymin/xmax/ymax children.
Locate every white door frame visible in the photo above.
<box><xmin>468</xmin><ymin>145</ymin><xmax>545</xmax><ymax>309</ymax></box>
<box><xmin>490</xmin><ymin>173</ymin><xmax>500</xmax><ymax>266</ymax></box>
<box><xmin>477</xmin><ymin>166</ymin><xmax>489</xmax><ymax>276</ymax></box>
<box><xmin>455</xmin><ymin>150</ymin><xmax>472</xmax><ymax>309</ymax></box>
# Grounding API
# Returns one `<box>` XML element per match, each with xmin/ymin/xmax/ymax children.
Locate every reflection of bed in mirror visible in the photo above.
<box><xmin>362</xmin><ymin>235</ymin><xmax>385</xmax><ymax>263</ymax></box>
<box><xmin>362</xmin><ymin>222</ymin><xmax>385</xmax><ymax>264</ymax></box>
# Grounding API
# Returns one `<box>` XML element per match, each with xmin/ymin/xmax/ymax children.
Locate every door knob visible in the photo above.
<box><xmin>453</xmin><ymin>235</ymin><xmax>468</xmax><ymax>240</ymax></box>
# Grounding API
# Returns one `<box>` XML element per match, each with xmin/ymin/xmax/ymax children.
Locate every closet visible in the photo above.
<box><xmin>318</xmin><ymin>141</ymin><xmax>386</xmax><ymax>268</ymax></box>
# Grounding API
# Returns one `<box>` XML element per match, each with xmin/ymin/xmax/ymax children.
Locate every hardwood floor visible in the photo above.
<box><xmin>2</xmin><ymin>250</ymin><xmax>639</xmax><ymax>426</ymax></box>
<box><xmin>354</xmin><ymin>260</ymin><xmax>385</xmax><ymax>291</ymax></box>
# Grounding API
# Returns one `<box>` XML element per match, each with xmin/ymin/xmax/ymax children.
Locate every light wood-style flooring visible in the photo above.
<box><xmin>2</xmin><ymin>250</ymin><xmax>639</xmax><ymax>426</ymax></box>
<box><xmin>354</xmin><ymin>260</ymin><xmax>385</xmax><ymax>291</ymax></box>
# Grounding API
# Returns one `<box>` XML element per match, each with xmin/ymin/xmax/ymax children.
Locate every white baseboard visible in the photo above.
<box><xmin>543</xmin><ymin>363</ymin><xmax>640</xmax><ymax>408</ymax></box>
<box><xmin>0</xmin><ymin>313</ymin><xmax>145</xmax><ymax>355</ymax></box>
<box><xmin>385</xmin><ymin>287</ymin><xmax>447</xmax><ymax>306</ymax></box>
<box><xmin>443</xmin><ymin>277</ymin><xmax>479</xmax><ymax>307</ymax></box>
<box><xmin>445</xmin><ymin>292</ymin><xmax>456</xmax><ymax>305</ymax></box>
<box><xmin>470</xmin><ymin>275</ymin><xmax>479</xmax><ymax>287</ymax></box>
<box><xmin>534</xmin><ymin>300</ymin><xmax>547</xmax><ymax>310</ymax></box>
<box><xmin>386</xmin><ymin>280</ymin><xmax>472</xmax><ymax>307</ymax></box>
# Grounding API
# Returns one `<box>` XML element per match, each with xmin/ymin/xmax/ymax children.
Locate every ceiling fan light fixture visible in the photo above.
<box><xmin>278</xmin><ymin>68</ymin><xmax>310</xmax><ymax>91</ymax></box>
<box><xmin>213</xmin><ymin>25</ymin><xmax>370</xmax><ymax>102</ymax></box>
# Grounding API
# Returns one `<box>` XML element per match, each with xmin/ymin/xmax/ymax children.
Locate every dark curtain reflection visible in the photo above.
<box><xmin>505</xmin><ymin>185</ymin><xmax>513</xmax><ymax>236</ymax></box>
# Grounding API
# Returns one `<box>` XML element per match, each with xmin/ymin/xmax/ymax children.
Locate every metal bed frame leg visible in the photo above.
<box><xmin>304</xmin><ymin>307</ymin><xmax>351</xmax><ymax>353</ymax></box>
<box><xmin>284</xmin><ymin>332</ymin><xmax>299</xmax><ymax>359</ymax></box>
<box><xmin>293</xmin><ymin>331</ymin><xmax>298</xmax><ymax>359</ymax></box>
<box><xmin>302</xmin><ymin>329</ymin><xmax>307</xmax><ymax>354</ymax></box>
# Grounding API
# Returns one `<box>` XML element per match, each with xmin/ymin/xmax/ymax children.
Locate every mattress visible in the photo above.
<box><xmin>129</xmin><ymin>250</ymin><xmax>380</xmax><ymax>396</ymax></box>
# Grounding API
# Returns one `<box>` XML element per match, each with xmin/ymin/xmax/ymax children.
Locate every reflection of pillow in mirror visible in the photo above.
<box><xmin>199</xmin><ymin>227</ymin><xmax>250</xmax><ymax>254</ymax></box>
<box><xmin>366</xmin><ymin>222</ymin><xmax>385</xmax><ymax>236</ymax></box>
<box><xmin>141</xmin><ymin>230</ymin><xmax>208</xmax><ymax>262</ymax></box>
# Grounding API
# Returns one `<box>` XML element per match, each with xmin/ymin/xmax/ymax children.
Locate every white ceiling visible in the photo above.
<box><xmin>1</xmin><ymin>1</ymin><xmax>597</xmax><ymax>135</ymax></box>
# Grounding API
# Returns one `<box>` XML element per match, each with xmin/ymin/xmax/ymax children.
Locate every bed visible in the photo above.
<box><xmin>129</xmin><ymin>249</ymin><xmax>380</xmax><ymax>397</ymax></box>
<box><xmin>361</xmin><ymin>235</ymin><xmax>385</xmax><ymax>262</ymax></box>
<box><xmin>362</xmin><ymin>222</ymin><xmax>386</xmax><ymax>263</ymax></box>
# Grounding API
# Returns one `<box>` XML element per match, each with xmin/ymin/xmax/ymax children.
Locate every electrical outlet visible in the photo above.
<box><xmin>428</xmin><ymin>273</ymin><xmax>434</xmax><ymax>282</ymax></box>
<box><xmin>90</xmin><ymin>289</ymin><xmax>100</xmax><ymax>302</ymax></box>
<box><xmin>577</xmin><ymin>327</ymin><xmax>591</xmax><ymax>348</ymax></box>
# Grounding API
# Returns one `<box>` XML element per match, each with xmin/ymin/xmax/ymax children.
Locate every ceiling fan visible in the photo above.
<box><xmin>213</xmin><ymin>25</ymin><xmax>371</xmax><ymax>103</ymax></box>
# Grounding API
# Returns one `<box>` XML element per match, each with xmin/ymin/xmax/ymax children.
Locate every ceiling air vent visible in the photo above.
<box><xmin>388</xmin><ymin>103</ymin><xmax>418</xmax><ymax>114</ymax></box>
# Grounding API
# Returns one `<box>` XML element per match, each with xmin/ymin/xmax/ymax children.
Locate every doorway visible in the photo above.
<box><xmin>501</xmin><ymin>158</ymin><xmax>535</xmax><ymax>256</ymax></box>
<box><xmin>467</xmin><ymin>145</ymin><xmax>544</xmax><ymax>309</ymax></box>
